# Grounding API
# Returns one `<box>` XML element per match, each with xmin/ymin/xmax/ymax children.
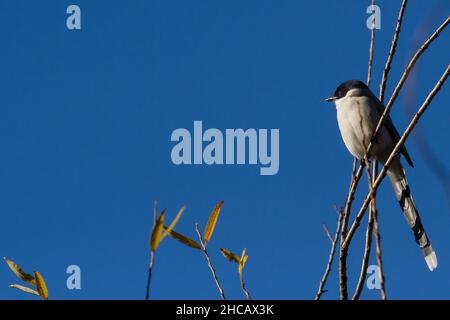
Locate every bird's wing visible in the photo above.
<box><xmin>372</xmin><ymin>98</ymin><xmax>414</xmax><ymax>167</ymax></box>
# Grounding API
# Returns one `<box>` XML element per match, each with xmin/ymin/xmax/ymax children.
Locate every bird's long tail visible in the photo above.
<box><xmin>387</xmin><ymin>165</ymin><xmax>437</xmax><ymax>271</ymax></box>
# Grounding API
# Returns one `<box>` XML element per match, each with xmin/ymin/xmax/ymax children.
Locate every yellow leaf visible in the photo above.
<box><xmin>239</xmin><ymin>249</ymin><xmax>249</xmax><ymax>276</ymax></box>
<box><xmin>4</xmin><ymin>257</ymin><xmax>36</xmax><ymax>285</ymax></box>
<box><xmin>162</xmin><ymin>206</ymin><xmax>185</xmax><ymax>240</ymax></box>
<box><xmin>9</xmin><ymin>284</ymin><xmax>40</xmax><ymax>297</ymax></box>
<box><xmin>240</xmin><ymin>255</ymin><xmax>249</xmax><ymax>268</ymax></box>
<box><xmin>163</xmin><ymin>226</ymin><xmax>201</xmax><ymax>250</ymax></box>
<box><xmin>150</xmin><ymin>210</ymin><xmax>165</xmax><ymax>252</ymax></box>
<box><xmin>204</xmin><ymin>201</ymin><xmax>224</xmax><ymax>244</ymax></box>
<box><xmin>34</xmin><ymin>272</ymin><xmax>48</xmax><ymax>300</ymax></box>
<box><xmin>220</xmin><ymin>248</ymin><xmax>240</xmax><ymax>263</ymax></box>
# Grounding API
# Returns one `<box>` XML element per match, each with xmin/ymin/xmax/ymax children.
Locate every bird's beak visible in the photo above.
<box><xmin>325</xmin><ymin>96</ymin><xmax>337</xmax><ymax>102</ymax></box>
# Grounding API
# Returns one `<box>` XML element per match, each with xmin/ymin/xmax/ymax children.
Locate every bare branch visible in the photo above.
<box><xmin>338</xmin><ymin>158</ymin><xmax>359</xmax><ymax>300</ymax></box>
<box><xmin>373</xmin><ymin>203</ymin><xmax>386</xmax><ymax>300</ymax></box>
<box><xmin>384</xmin><ymin>16</ymin><xmax>449</xmax><ymax>114</ymax></box>
<box><xmin>323</xmin><ymin>224</ymin><xmax>334</xmax><ymax>243</ymax></box>
<box><xmin>352</xmin><ymin>157</ymin><xmax>384</xmax><ymax>299</ymax></box>
<box><xmin>371</xmin><ymin>161</ymin><xmax>386</xmax><ymax>299</ymax></box>
<box><xmin>195</xmin><ymin>224</ymin><xmax>226</xmax><ymax>300</ymax></box>
<box><xmin>379</xmin><ymin>0</ymin><xmax>408</xmax><ymax>103</ymax></box>
<box><xmin>352</xmin><ymin>106</ymin><xmax>378</xmax><ymax>300</ymax></box>
<box><xmin>316</xmin><ymin>210</ymin><xmax>344</xmax><ymax>300</ymax></box>
<box><xmin>145</xmin><ymin>252</ymin><xmax>155</xmax><ymax>300</ymax></box>
<box><xmin>352</xmin><ymin>195</ymin><xmax>374</xmax><ymax>299</ymax></box>
<box><xmin>239</xmin><ymin>270</ymin><xmax>252</xmax><ymax>300</ymax></box>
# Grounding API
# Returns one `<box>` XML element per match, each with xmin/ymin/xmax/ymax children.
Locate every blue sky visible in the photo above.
<box><xmin>0</xmin><ymin>1</ymin><xmax>449</xmax><ymax>300</ymax></box>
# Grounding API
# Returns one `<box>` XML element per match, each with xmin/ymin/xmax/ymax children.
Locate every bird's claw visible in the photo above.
<box><xmin>370</xmin><ymin>134</ymin><xmax>378</xmax><ymax>145</ymax></box>
<box><xmin>359</xmin><ymin>158</ymin><xmax>371</xmax><ymax>167</ymax></box>
<box><xmin>360</xmin><ymin>159</ymin><xmax>365</xmax><ymax>167</ymax></box>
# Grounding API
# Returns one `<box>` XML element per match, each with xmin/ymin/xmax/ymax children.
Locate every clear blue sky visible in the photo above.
<box><xmin>0</xmin><ymin>1</ymin><xmax>449</xmax><ymax>300</ymax></box>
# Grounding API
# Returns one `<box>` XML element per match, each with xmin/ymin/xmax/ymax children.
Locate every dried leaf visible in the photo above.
<box><xmin>4</xmin><ymin>257</ymin><xmax>36</xmax><ymax>285</ymax></box>
<box><xmin>239</xmin><ymin>249</ymin><xmax>249</xmax><ymax>276</ymax></box>
<box><xmin>204</xmin><ymin>201</ymin><xmax>224</xmax><ymax>244</ymax></box>
<box><xmin>240</xmin><ymin>255</ymin><xmax>249</xmax><ymax>268</ymax></box>
<box><xmin>162</xmin><ymin>206</ymin><xmax>185</xmax><ymax>240</ymax></box>
<box><xmin>9</xmin><ymin>284</ymin><xmax>40</xmax><ymax>297</ymax></box>
<box><xmin>163</xmin><ymin>226</ymin><xmax>200</xmax><ymax>250</ymax></box>
<box><xmin>34</xmin><ymin>272</ymin><xmax>48</xmax><ymax>300</ymax></box>
<box><xmin>150</xmin><ymin>210</ymin><xmax>165</xmax><ymax>252</ymax></box>
<box><xmin>220</xmin><ymin>248</ymin><xmax>240</xmax><ymax>263</ymax></box>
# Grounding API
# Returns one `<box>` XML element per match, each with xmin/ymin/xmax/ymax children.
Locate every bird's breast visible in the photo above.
<box><xmin>335</xmin><ymin>96</ymin><xmax>376</xmax><ymax>159</ymax></box>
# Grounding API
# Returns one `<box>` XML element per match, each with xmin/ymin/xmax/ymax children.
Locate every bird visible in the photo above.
<box><xmin>325</xmin><ymin>79</ymin><xmax>437</xmax><ymax>271</ymax></box>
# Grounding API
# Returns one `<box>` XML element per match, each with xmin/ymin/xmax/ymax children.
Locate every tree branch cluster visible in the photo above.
<box><xmin>316</xmin><ymin>1</ymin><xmax>449</xmax><ymax>300</ymax></box>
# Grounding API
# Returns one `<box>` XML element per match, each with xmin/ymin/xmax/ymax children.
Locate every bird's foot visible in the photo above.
<box><xmin>359</xmin><ymin>158</ymin><xmax>371</xmax><ymax>167</ymax></box>
<box><xmin>370</xmin><ymin>134</ymin><xmax>378</xmax><ymax>145</ymax></box>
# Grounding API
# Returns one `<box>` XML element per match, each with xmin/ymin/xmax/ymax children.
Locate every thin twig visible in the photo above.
<box><xmin>341</xmin><ymin>159</ymin><xmax>358</xmax><ymax>237</ymax></box>
<box><xmin>352</xmin><ymin>194</ymin><xmax>374</xmax><ymax>299</ymax></box>
<box><xmin>239</xmin><ymin>271</ymin><xmax>252</xmax><ymax>300</ymax></box>
<box><xmin>145</xmin><ymin>252</ymin><xmax>155</xmax><ymax>300</ymax></box>
<box><xmin>352</xmin><ymin>108</ymin><xmax>377</xmax><ymax>300</ymax></box>
<box><xmin>343</xmin><ymin>64</ymin><xmax>450</xmax><ymax>249</ymax></box>
<box><xmin>371</xmin><ymin>161</ymin><xmax>386</xmax><ymax>299</ymax></box>
<box><xmin>338</xmin><ymin>158</ymin><xmax>358</xmax><ymax>300</ymax></box>
<box><xmin>383</xmin><ymin>16</ymin><xmax>449</xmax><ymax>116</ymax></box>
<box><xmin>323</xmin><ymin>224</ymin><xmax>334</xmax><ymax>243</ymax></box>
<box><xmin>316</xmin><ymin>210</ymin><xmax>344</xmax><ymax>300</ymax></box>
<box><xmin>373</xmin><ymin>201</ymin><xmax>386</xmax><ymax>300</ymax></box>
<box><xmin>379</xmin><ymin>0</ymin><xmax>408</xmax><ymax>103</ymax></box>
<box><xmin>195</xmin><ymin>224</ymin><xmax>226</xmax><ymax>300</ymax></box>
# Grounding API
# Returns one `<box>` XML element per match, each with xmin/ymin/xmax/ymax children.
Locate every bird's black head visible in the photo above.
<box><xmin>325</xmin><ymin>80</ymin><xmax>368</xmax><ymax>102</ymax></box>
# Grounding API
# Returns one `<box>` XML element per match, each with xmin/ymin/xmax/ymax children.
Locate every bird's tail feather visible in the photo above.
<box><xmin>388</xmin><ymin>168</ymin><xmax>437</xmax><ymax>271</ymax></box>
